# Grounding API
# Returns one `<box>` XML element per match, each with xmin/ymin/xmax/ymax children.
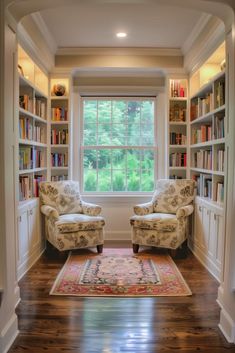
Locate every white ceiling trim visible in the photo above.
<box><xmin>181</xmin><ymin>13</ymin><xmax>212</xmax><ymax>56</ymax></box>
<box><xmin>31</xmin><ymin>12</ymin><xmax>57</xmax><ymax>55</ymax></box>
<box><xmin>56</xmin><ymin>47</ymin><xmax>182</xmax><ymax>56</ymax></box>
<box><xmin>17</xmin><ymin>22</ymin><xmax>54</xmax><ymax>73</ymax></box>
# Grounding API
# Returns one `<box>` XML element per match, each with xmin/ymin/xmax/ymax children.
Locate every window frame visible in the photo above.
<box><xmin>80</xmin><ymin>96</ymin><xmax>158</xmax><ymax>195</ymax></box>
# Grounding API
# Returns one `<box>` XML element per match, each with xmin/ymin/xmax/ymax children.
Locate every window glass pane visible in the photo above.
<box><xmin>141</xmin><ymin>101</ymin><xmax>154</xmax><ymax>123</ymax></box>
<box><xmin>113</xmin><ymin>170</ymin><xmax>126</xmax><ymax>191</ymax></box>
<box><xmin>127</xmin><ymin>124</ymin><xmax>140</xmax><ymax>146</ymax></box>
<box><xmin>127</xmin><ymin>171</ymin><xmax>140</xmax><ymax>191</ymax></box>
<box><xmin>112</xmin><ymin>149</ymin><xmax>126</xmax><ymax>169</ymax></box>
<box><xmin>98</xmin><ymin>170</ymin><xmax>111</xmax><ymax>191</ymax></box>
<box><xmin>83</xmin><ymin>149</ymin><xmax>97</xmax><ymax>169</ymax></box>
<box><xmin>127</xmin><ymin>101</ymin><xmax>141</xmax><ymax>123</ymax></box>
<box><xmin>141</xmin><ymin>124</ymin><xmax>154</xmax><ymax>145</ymax></box>
<box><xmin>84</xmin><ymin>169</ymin><xmax>97</xmax><ymax>191</ymax></box>
<box><xmin>141</xmin><ymin>170</ymin><xmax>154</xmax><ymax>191</ymax></box>
<box><xmin>112</xmin><ymin>124</ymin><xmax>126</xmax><ymax>146</ymax></box>
<box><xmin>112</xmin><ymin>101</ymin><xmax>126</xmax><ymax>123</ymax></box>
<box><xmin>84</xmin><ymin>123</ymin><xmax>97</xmax><ymax>145</ymax></box>
<box><xmin>141</xmin><ymin>150</ymin><xmax>154</xmax><ymax>169</ymax></box>
<box><xmin>98</xmin><ymin>101</ymin><xmax>111</xmax><ymax>123</ymax></box>
<box><xmin>98</xmin><ymin>149</ymin><xmax>111</xmax><ymax>169</ymax></box>
<box><xmin>98</xmin><ymin>124</ymin><xmax>111</xmax><ymax>145</ymax></box>
<box><xmin>127</xmin><ymin>150</ymin><xmax>140</xmax><ymax>170</ymax></box>
<box><xmin>84</xmin><ymin>100</ymin><xmax>97</xmax><ymax>124</ymax></box>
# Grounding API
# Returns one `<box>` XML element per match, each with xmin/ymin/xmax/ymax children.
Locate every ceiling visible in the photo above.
<box><xmin>39</xmin><ymin>3</ymin><xmax>204</xmax><ymax>50</ymax></box>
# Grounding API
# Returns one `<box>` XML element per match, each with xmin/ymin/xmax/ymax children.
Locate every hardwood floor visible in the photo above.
<box><xmin>8</xmin><ymin>248</ymin><xmax>235</xmax><ymax>353</ymax></box>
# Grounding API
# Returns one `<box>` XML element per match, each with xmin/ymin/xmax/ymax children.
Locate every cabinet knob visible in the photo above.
<box><xmin>19</xmin><ymin>216</ymin><xmax>21</xmax><ymax>222</ymax></box>
<box><xmin>199</xmin><ymin>206</ymin><xmax>202</xmax><ymax>212</ymax></box>
<box><xmin>214</xmin><ymin>214</ymin><xmax>217</xmax><ymax>221</ymax></box>
<box><xmin>30</xmin><ymin>209</ymin><xmax>33</xmax><ymax>215</ymax></box>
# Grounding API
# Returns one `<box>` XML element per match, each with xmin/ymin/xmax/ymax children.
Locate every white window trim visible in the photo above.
<box><xmin>79</xmin><ymin>96</ymin><xmax>158</xmax><ymax>195</ymax></box>
<box><xmin>72</xmin><ymin>89</ymin><xmax>167</xmax><ymax>198</ymax></box>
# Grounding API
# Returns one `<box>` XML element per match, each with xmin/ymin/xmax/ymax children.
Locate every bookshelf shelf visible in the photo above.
<box><xmin>169</xmin><ymin>167</ymin><xmax>187</xmax><ymax>170</ymax></box>
<box><xmin>51</xmin><ymin>144</ymin><xmax>69</xmax><ymax>148</ymax></box>
<box><xmin>19</xmin><ymin>107</ymin><xmax>47</xmax><ymax>124</ymax></box>
<box><xmin>190</xmin><ymin>138</ymin><xmax>225</xmax><ymax>148</ymax></box>
<box><xmin>19</xmin><ymin>139</ymin><xmax>47</xmax><ymax>147</ymax></box>
<box><xmin>19</xmin><ymin>167</ymin><xmax>47</xmax><ymax>175</ymax></box>
<box><xmin>51</xmin><ymin>121</ymin><xmax>69</xmax><ymax>125</ymax></box>
<box><xmin>169</xmin><ymin>144</ymin><xmax>187</xmax><ymax>148</ymax></box>
<box><xmin>169</xmin><ymin>122</ymin><xmax>187</xmax><ymax>126</ymax></box>
<box><xmin>51</xmin><ymin>166</ymin><xmax>68</xmax><ymax>171</ymax></box>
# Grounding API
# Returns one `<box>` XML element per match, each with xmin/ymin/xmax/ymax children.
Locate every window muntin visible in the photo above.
<box><xmin>82</xmin><ymin>98</ymin><xmax>156</xmax><ymax>192</ymax></box>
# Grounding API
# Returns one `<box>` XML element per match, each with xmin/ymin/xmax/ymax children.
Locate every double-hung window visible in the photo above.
<box><xmin>81</xmin><ymin>98</ymin><xmax>156</xmax><ymax>192</ymax></box>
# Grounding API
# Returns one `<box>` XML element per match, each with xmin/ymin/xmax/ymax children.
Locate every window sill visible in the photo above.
<box><xmin>81</xmin><ymin>193</ymin><xmax>152</xmax><ymax>205</ymax></box>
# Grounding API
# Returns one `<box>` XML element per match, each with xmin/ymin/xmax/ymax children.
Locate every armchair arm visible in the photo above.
<box><xmin>176</xmin><ymin>204</ymin><xmax>194</xmax><ymax>219</ymax></box>
<box><xmin>134</xmin><ymin>202</ymin><xmax>154</xmax><ymax>216</ymax></box>
<box><xmin>41</xmin><ymin>205</ymin><xmax>59</xmax><ymax>220</ymax></box>
<box><xmin>81</xmin><ymin>201</ymin><xmax>102</xmax><ymax>216</ymax></box>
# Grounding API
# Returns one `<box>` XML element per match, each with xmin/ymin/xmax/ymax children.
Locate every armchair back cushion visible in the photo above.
<box><xmin>39</xmin><ymin>181</ymin><xmax>83</xmax><ymax>215</ymax></box>
<box><xmin>152</xmin><ymin>179</ymin><xmax>195</xmax><ymax>214</ymax></box>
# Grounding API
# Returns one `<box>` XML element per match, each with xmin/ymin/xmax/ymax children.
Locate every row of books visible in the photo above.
<box><xmin>51</xmin><ymin>153</ymin><xmax>68</xmax><ymax>167</ymax></box>
<box><xmin>193</xmin><ymin>174</ymin><xmax>224</xmax><ymax>203</ymax></box>
<box><xmin>214</xmin><ymin>115</ymin><xmax>225</xmax><ymax>139</ymax></box>
<box><xmin>51</xmin><ymin>175</ymin><xmax>68</xmax><ymax>181</ymax></box>
<box><xmin>19</xmin><ymin>147</ymin><xmax>45</xmax><ymax>170</ymax></box>
<box><xmin>51</xmin><ymin>107</ymin><xmax>68</xmax><ymax>121</ymax></box>
<box><xmin>192</xmin><ymin>149</ymin><xmax>212</xmax><ymax>170</ymax></box>
<box><xmin>169</xmin><ymin>104</ymin><xmax>186</xmax><ymax>122</ymax></box>
<box><xmin>19</xmin><ymin>117</ymin><xmax>46</xmax><ymax>142</ymax></box>
<box><xmin>191</xmin><ymin>125</ymin><xmax>212</xmax><ymax>144</ymax></box>
<box><xmin>19</xmin><ymin>174</ymin><xmax>45</xmax><ymax>201</ymax></box>
<box><xmin>190</xmin><ymin>93</ymin><xmax>213</xmax><ymax>121</ymax></box>
<box><xmin>216</xmin><ymin>150</ymin><xmax>225</xmax><ymax>172</ymax></box>
<box><xmin>193</xmin><ymin>174</ymin><xmax>212</xmax><ymax>198</ymax></box>
<box><xmin>170</xmin><ymin>80</ymin><xmax>187</xmax><ymax>98</ymax></box>
<box><xmin>51</xmin><ymin>129</ymin><xmax>69</xmax><ymax>145</ymax></box>
<box><xmin>169</xmin><ymin>132</ymin><xmax>186</xmax><ymax>145</ymax></box>
<box><xmin>214</xmin><ymin>80</ymin><xmax>225</xmax><ymax>108</ymax></box>
<box><xmin>169</xmin><ymin>152</ymin><xmax>187</xmax><ymax>167</ymax></box>
<box><xmin>19</xmin><ymin>95</ymin><xmax>46</xmax><ymax>119</ymax></box>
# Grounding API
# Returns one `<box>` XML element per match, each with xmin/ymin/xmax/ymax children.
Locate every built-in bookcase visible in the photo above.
<box><xmin>49</xmin><ymin>77</ymin><xmax>71</xmax><ymax>181</ymax></box>
<box><xmin>167</xmin><ymin>77</ymin><xmax>188</xmax><ymax>179</ymax></box>
<box><xmin>190</xmin><ymin>68</ymin><xmax>226</xmax><ymax>206</ymax></box>
<box><xmin>17</xmin><ymin>45</ymin><xmax>49</xmax><ymax>203</ymax></box>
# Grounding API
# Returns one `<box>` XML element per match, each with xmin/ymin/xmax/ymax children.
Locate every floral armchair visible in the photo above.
<box><xmin>39</xmin><ymin>181</ymin><xmax>105</xmax><ymax>253</ymax></box>
<box><xmin>130</xmin><ymin>179</ymin><xmax>195</xmax><ymax>256</ymax></box>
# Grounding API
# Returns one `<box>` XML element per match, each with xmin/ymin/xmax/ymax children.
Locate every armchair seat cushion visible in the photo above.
<box><xmin>55</xmin><ymin>214</ymin><xmax>105</xmax><ymax>233</ymax></box>
<box><xmin>130</xmin><ymin>213</ymin><xmax>178</xmax><ymax>232</ymax></box>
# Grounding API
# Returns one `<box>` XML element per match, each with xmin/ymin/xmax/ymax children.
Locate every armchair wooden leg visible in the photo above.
<box><xmin>97</xmin><ymin>244</ymin><xmax>103</xmax><ymax>253</ymax></box>
<box><xmin>133</xmin><ymin>244</ymin><xmax>139</xmax><ymax>253</ymax></box>
<box><xmin>169</xmin><ymin>249</ymin><xmax>177</xmax><ymax>258</ymax></box>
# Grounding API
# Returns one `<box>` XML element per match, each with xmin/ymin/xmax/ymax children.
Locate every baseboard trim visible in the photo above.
<box><xmin>218</xmin><ymin>305</ymin><xmax>235</xmax><ymax>343</ymax></box>
<box><xmin>104</xmin><ymin>231</ymin><xmax>131</xmax><ymax>241</ymax></box>
<box><xmin>0</xmin><ymin>313</ymin><xmax>18</xmax><ymax>353</ymax></box>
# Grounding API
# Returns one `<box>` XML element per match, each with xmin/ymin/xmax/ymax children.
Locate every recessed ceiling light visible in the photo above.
<box><xmin>116</xmin><ymin>32</ymin><xmax>127</xmax><ymax>38</ymax></box>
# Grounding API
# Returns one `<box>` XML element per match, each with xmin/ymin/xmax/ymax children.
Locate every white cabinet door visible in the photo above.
<box><xmin>28</xmin><ymin>203</ymin><xmax>40</xmax><ymax>252</ymax></box>
<box><xmin>17</xmin><ymin>208</ymin><xmax>29</xmax><ymax>266</ymax></box>
<box><xmin>194</xmin><ymin>203</ymin><xmax>204</xmax><ymax>249</ymax></box>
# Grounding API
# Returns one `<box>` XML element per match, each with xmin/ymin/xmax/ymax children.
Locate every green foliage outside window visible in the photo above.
<box><xmin>82</xmin><ymin>99</ymin><xmax>155</xmax><ymax>192</ymax></box>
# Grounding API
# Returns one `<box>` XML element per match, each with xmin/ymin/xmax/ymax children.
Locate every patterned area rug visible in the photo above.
<box><xmin>50</xmin><ymin>248</ymin><xmax>192</xmax><ymax>297</ymax></box>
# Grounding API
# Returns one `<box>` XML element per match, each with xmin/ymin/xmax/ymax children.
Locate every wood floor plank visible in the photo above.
<box><xmin>8</xmin><ymin>249</ymin><xmax>235</xmax><ymax>353</ymax></box>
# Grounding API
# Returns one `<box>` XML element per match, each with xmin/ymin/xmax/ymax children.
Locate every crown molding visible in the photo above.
<box><xmin>17</xmin><ymin>22</ymin><xmax>54</xmax><ymax>73</ymax></box>
<box><xmin>56</xmin><ymin>47</ymin><xmax>182</xmax><ymax>56</ymax></box>
<box><xmin>30</xmin><ymin>12</ymin><xmax>57</xmax><ymax>55</ymax></box>
<box><xmin>184</xmin><ymin>16</ymin><xmax>225</xmax><ymax>73</ymax></box>
<box><xmin>182</xmin><ymin>13</ymin><xmax>212</xmax><ymax>56</ymax></box>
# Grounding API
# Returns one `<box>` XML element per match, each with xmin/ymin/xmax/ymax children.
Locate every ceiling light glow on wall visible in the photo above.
<box><xmin>116</xmin><ymin>32</ymin><xmax>127</xmax><ymax>38</ymax></box>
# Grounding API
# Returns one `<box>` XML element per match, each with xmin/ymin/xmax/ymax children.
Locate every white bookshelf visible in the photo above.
<box><xmin>49</xmin><ymin>77</ymin><xmax>71</xmax><ymax>181</ymax></box>
<box><xmin>167</xmin><ymin>77</ymin><xmax>188</xmax><ymax>179</ymax></box>
<box><xmin>18</xmin><ymin>45</ymin><xmax>49</xmax><ymax>203</ymax></box>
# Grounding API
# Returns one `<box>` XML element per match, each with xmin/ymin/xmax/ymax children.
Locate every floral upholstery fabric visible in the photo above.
<box><xmin>130</xmin><ymin>179</ymin><xmax>195</xmax><ymax>251</ymax></box>
<box><xmin>152</xmin><ymin>179</ymin><xmax>195</xmax><ymax>214</ymax></box>
<box><xmin>39</xmin><ymin>181</ymin><xmax>105</xmax><ymax>251</ymax></box>
<box><xmin>39</xmin><ymin>180</ymin><xmax>83</xmax><ymax>215</ymax></box>
<box><xmin>55</xmin><ymin>214</ymin><xmax>105</xmax><ymax>233</ymax></box>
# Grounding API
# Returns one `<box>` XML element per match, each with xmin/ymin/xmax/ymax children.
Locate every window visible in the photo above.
<box><xmin>81</xmin><ymin>98</ymin><xmax>156</xmax><ymax>192</ymax></box>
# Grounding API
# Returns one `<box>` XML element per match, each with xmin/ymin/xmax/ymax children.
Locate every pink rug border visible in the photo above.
<box><xmin>50</xmin><ymin>248</ymin><xmax>192</xmax><ymax>297</ymax></box>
